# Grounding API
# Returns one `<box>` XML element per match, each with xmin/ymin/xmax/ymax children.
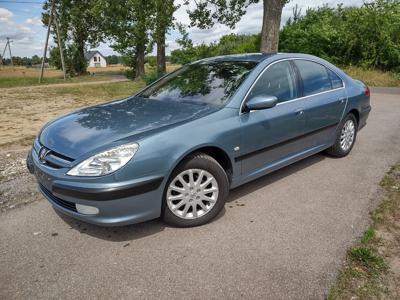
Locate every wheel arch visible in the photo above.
<box><xmin>166</xmin><ymin>144</ymin><xmax>234</xmax><ymax>185</ymax></box>
<box><xmin>348</xmin><ymin>108</ymin><xmax>360</xmax><ymax>127</ymax></box>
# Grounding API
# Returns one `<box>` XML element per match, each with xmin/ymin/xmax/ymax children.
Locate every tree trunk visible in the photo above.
<box><xmin>260</xmin><ymin>0</ymin><xmax>285</xmax><ymax>53</ymax></box>
<box><xmin>76</xmin><ymin>41</ymin><xmax>87</xmax><ymax>75</ymax></box>
<box><xmin>157</xmin><ymin>38</ymin><xmax>166</xmax><ymax>74</ymax></box>
<box><xmin>135</xmin><ymin>46</ymin><xmax>145</xmax><ymax>79</ymax></box>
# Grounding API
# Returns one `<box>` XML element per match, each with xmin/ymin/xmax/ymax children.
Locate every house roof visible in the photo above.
<box><xmin>84</xmin><ymin>50</ymin><xmax>105</xmax><ymax>61</ymax></box>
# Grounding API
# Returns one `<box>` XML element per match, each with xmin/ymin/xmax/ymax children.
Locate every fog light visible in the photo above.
<box><xmin>76</xmin><ymin>204</ymin><xmax>99</xmax><ymax>215</ymax></box>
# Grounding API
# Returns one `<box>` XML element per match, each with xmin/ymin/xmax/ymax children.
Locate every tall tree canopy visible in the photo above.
<box><xmin>95</xmin><ymin>0</ymin><xmax>175</xmax><ymax>78</ymax></box>
<box><xmin>185</xmin><ymin>0</ymin><xmax>289</xmax><ymax>52</ymax></box>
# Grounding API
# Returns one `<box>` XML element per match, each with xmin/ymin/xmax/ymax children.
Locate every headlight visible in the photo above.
<box><xmin>67</xmin><ymin>143</ymin><xmax>139</xmax><ymax>176</ymax></box>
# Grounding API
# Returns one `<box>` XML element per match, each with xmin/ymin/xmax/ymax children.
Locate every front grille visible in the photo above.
<box><xmin>39</xmin><ymin>183</ymin><xmax>77</xmax><ymax>212</ymax></box>
<box><xmin>34</xmin><ymin>139</ymin><xmax>74</xmax><ymax>169</ymax></box>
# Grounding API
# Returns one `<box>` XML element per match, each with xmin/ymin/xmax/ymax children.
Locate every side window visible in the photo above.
<box><xmin>295</xmin><ymin>60</ymin><xmax>332</xmax><ymax>96</ymax></box>
<box><xmin>94</xmin><ymin>56</ymin><xmax>97</xmax><ymax>62</ymax></box>
<box><xmin>247</xmin><ymin>61</ymin><xmax>296</xmax><ymax>103</ymax></box>
<box><xmin>327</xmin><ymin>68</ymin><xmax>343</xmax><ymax>89</ymax></box>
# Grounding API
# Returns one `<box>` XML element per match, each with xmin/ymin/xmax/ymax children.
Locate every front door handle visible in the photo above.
<box><xmin>295</xmin><ymin>109</ymin><xmax>304</xmax><ymax>116</ymax></box>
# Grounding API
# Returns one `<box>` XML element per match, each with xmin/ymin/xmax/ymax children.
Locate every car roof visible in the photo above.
<box><xmin>193</xmin><ymin>53</ymin><xmax>278</xmax><ymax>64</ymax></box>
<box><xmin>193</xmin><ymin>53</ymin><xmax>332</xmax><ymax>65</ymax></box>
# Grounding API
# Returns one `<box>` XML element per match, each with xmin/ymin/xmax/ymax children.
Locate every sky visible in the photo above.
<box><xmin>0</xmin><ymin>0</ymin><xmax>365</xmax><ymax>58</ymax></box>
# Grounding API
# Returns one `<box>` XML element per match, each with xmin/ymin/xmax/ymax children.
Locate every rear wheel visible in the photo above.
<box><xmin>162</xmin><ymin>153</ymin><xmax>229</xmax><ymax>227</ymax></box>
<box><xmin>326</xmin><ymin>113</ymin><xmax>358</xmax><ymax>157</ymax></box>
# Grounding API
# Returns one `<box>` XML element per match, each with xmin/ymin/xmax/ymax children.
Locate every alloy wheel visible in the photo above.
<box><xmin>340</xmin><ymin>119</ymin><xmax>355</xmax><ymax>151</ymax></box>
<box><xmin>166</xmin><ymin>169</ymin><xmax>219</xmax><ymax>220</ymax></box>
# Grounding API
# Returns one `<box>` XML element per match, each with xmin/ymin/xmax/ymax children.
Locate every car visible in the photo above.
<box><xmin>27</xmin><ymin>53</ymin><xmax>371</xmax><ymax>227</ymax></box>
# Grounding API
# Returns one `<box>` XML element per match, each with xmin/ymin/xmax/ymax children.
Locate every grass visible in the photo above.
<box><xmin>343</xmin><ymin>66</ymin><xmax>400</xmax><ymax>87</ymax></box>
<box><xmin>0</xmin><ymin>63</ymin><xmax>180</xmax><ymax>88</ymax></box>
<box><xmin>0</xmin><ymin>66</ymin><xmax>63</xmax><ymax>78</ymax></box>
<box><xmin>328</xmin><ymin>163</ymin><xmax>400</xmax><ymax>299</ymax></box>
<box><xmin>0</xmin><ymin>75</ymin><xmax>108</xmax><ymax>88</ymax></box>
<box><xmin>0</xmin><ymin>79</ymin><xmax>146</xmax><ymax>150</ymax></box>
<box><xmin>52</xmin><ymin>80</ymin><xmax>146</xmax><ymax>98</ymax></box>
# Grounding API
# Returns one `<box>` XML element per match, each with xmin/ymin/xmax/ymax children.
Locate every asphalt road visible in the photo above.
<box><xmin>1</xmin><ymin>89</ymin><xmax>400</xmax><ymax>299</ymax></box>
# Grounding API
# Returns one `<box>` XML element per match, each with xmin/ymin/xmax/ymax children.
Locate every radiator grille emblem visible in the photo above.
<box><xmin>38</xmin><ymin>147</ymin><xmax>50</xmax><ymax>164</ymax></box>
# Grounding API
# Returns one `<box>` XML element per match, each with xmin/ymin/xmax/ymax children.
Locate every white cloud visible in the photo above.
<box><xmin>26</xmin><ymin>17</ymin><xmax>42</xmax><ymax>26</ymax></box>
<box><xmin>0</xmin><ymin>8</ymin><xmax>41</xmax><ymax>57</ymax></box>
<box><xmin>0</xmin><ymin>7</ymin><xmax>13</xmax><ymax>23</ymax></box>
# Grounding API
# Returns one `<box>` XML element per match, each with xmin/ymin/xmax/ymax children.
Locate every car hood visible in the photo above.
<box><xmin>39</xmin><ymin>96</ymin><xmax>219</xmax><ymax>159</ymax></box>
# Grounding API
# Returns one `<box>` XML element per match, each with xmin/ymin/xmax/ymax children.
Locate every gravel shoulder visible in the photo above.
<box><xmin>0</xmin><ymin>90</ymin><xmax>399</xmax><ymax>299</ymax></box>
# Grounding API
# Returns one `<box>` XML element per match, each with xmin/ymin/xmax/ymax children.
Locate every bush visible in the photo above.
<box><xmin>143</xmin><ymin>70</ymin><xmax>165</xmax><ymax>85</ymax></box>
<box><xmin>171</xmin><ymin>0</ymin><xmax>400</xmax><ymax>72</ymax></box>
<box><xmin>280</xmin><ymin>0</ymin><xmax>400</xmax><ymax>71</ymax></box>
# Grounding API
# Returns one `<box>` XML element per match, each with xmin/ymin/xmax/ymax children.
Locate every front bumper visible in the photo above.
<box><xmin>27</xmin><ymin>148</ymin><xmax>165</xmax><ymax>226</ymax></box>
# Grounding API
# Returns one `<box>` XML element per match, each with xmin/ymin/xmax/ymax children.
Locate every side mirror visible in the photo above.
<box><xmin>245</xmin><ymin>95</ymin><xmax>278</xmax><ymax>111</ymax></box>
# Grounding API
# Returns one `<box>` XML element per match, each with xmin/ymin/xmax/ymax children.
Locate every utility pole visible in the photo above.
<box><xmin>7</xmin><ymin>38</ymin><xmax>13</xmax><ymax>67</ymax></box>
<box><xmin>39</xmin><ymin>1</ymin><xmax>67</xmax><ymax>83</ymax></box>
<box><xmin>0</xmin><ymin>42</ymin><xmax>6</xmax><ymax>67</ymax></box>
<box><xmin>0</xmin><ymin>38</ymin><xmax>13</xmax><ymax>68</ymax></box>
<box><xmin>39</xmin><ymin>0</ymin><xmax>55</xmax><ymax>83</ymax></box>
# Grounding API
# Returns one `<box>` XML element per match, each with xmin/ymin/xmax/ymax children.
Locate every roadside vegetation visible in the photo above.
<box><xmin>170</xmin><ymin>0</ymin><xmax>400</xmax><ymax>87</ymax></box>
<box><xmin>329</xmin><ymin>163</ymin><xmax>400</xmax><ymax>299</ymax></box>
<box><xmin>343</xmin><ymin>67</ymin><xmax>400</xmax><ymax>88</ymax></box>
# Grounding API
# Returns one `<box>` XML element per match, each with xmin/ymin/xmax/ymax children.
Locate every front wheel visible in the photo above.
<box><xmin>162</xmin><ymin>153</ymin><xmax>229</xmax><ymax>227</ymax></box>
<box><xmin>326</xmin><ymin>113</ymin><xmax>358</xmax><ymax>157</ymax></box>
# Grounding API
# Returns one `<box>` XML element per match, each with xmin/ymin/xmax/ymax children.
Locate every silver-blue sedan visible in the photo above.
<box><xmin>27</xmin><ymin>53</ymin><xmax>371</xmax><ymax>227</ymax></box>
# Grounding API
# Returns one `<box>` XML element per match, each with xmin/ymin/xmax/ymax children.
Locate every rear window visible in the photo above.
<box><xmin>294</xmin><ymin>60</ymin><xmax>333</xmax><ymax>96</ymax></box>
<box><xmin>327</xmin><ymin>68</ymin><xmax>344</xmax><ymax>89</ymax></box>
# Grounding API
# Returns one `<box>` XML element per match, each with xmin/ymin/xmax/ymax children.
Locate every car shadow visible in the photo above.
<box><xmin>56</xmin><ymin>153</ymin><xmax>327</xmax><ymax>242</ymax></box>
<box><xmin>56</xmin><ymin>211</ymin><xmax>166</xmax><ymax>242</ymax></box>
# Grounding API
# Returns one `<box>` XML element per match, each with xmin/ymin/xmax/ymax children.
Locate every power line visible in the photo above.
<box><xmin>0</xmin><ymin>1</ymin><xmax>43</xmax><ymax>4</ymax></box>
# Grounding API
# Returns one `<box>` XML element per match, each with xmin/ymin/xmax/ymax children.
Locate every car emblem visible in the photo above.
<box><xmin>38</xmin><ymin>147</ymin><xmax>50</xmax><ymax>164</ymax></box>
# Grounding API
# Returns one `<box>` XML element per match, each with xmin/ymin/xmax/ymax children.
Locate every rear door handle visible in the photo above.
<box><xmin>339</xmin><ymin>97</ymin><xmax>346</xmax><ymax>104</ymax></box>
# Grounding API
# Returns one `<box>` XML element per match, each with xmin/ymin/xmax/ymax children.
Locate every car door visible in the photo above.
<box><xmin>292</xmin><ymin>60</ymin><xmax>347</xmax><ymax>147</ymax></box>
<box><xmin>238</xmin><ymin>60</ymin><xmax>309</xmax><ymax>176</ymax></box>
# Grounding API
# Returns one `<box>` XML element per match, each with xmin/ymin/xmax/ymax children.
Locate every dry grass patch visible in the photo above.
<box><xmin>0</xmin><ymin>80</ymin><xmax>145</xmax><ymax>151</ymax></box>
<box><xmin>0</xmin><ymin>66</ymin><xmax>64</xmax><ymax>78</ymax></box>
<box><xmin>344</xmin><ymin>66</ymin><xmax>400</xmax><ymax>87</ymax></box>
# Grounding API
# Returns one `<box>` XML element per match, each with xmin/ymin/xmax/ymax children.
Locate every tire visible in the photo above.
<box><xmin>326</xmin><ymin>113</ymin><xmax>358</xmax><ymax>157</ymax></box>
<box><xmin>162</xmin><ymin>153</ymin><xmax>229</xmax><ymax>227</ymax></box>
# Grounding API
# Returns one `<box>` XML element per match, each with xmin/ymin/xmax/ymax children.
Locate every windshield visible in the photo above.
<box><xmin>140</xmin><ymin>61</ymin><xmax>257</xmax><ymax>106</ymax></box>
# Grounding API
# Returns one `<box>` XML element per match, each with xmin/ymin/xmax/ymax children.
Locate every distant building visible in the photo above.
<box><xmin>85</xmin><ymin>50</ymin><xmax>107</xmax><ymax>68</ymax></box>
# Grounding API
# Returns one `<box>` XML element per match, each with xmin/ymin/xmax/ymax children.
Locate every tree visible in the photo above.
<box><xmin>94</xmin><ymin>0</ymin><xmax>154</xmax><ymax>79</ymax></box>
<box><xmin>185</xmin><ymin>0</ymin><xmax>289</xmax><ymax>52</ymax></box>
<box><xmin>49</xmin><ymin>46</ymin><xmax>62</xmax><ymax>68</ymax></box>
<box><xmin>42</xmin><ymin>0</ymin><xmax>102</xmax><ymax>75</ymax></box>
<box><xmin>153</xmin><ymin>0</ymin><xmax>177</xmax><ymax>73</ymax></box>
<box><xmin>105</xmin><ymin>55</ymin><xmax>121</xmax><ymax>65</ymax></box>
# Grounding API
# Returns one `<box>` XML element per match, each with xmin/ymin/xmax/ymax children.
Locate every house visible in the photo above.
<box><xmin>85</xmin><ymin>50</ymin><xmax>107</xmax><ymax>68</ymax></box>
